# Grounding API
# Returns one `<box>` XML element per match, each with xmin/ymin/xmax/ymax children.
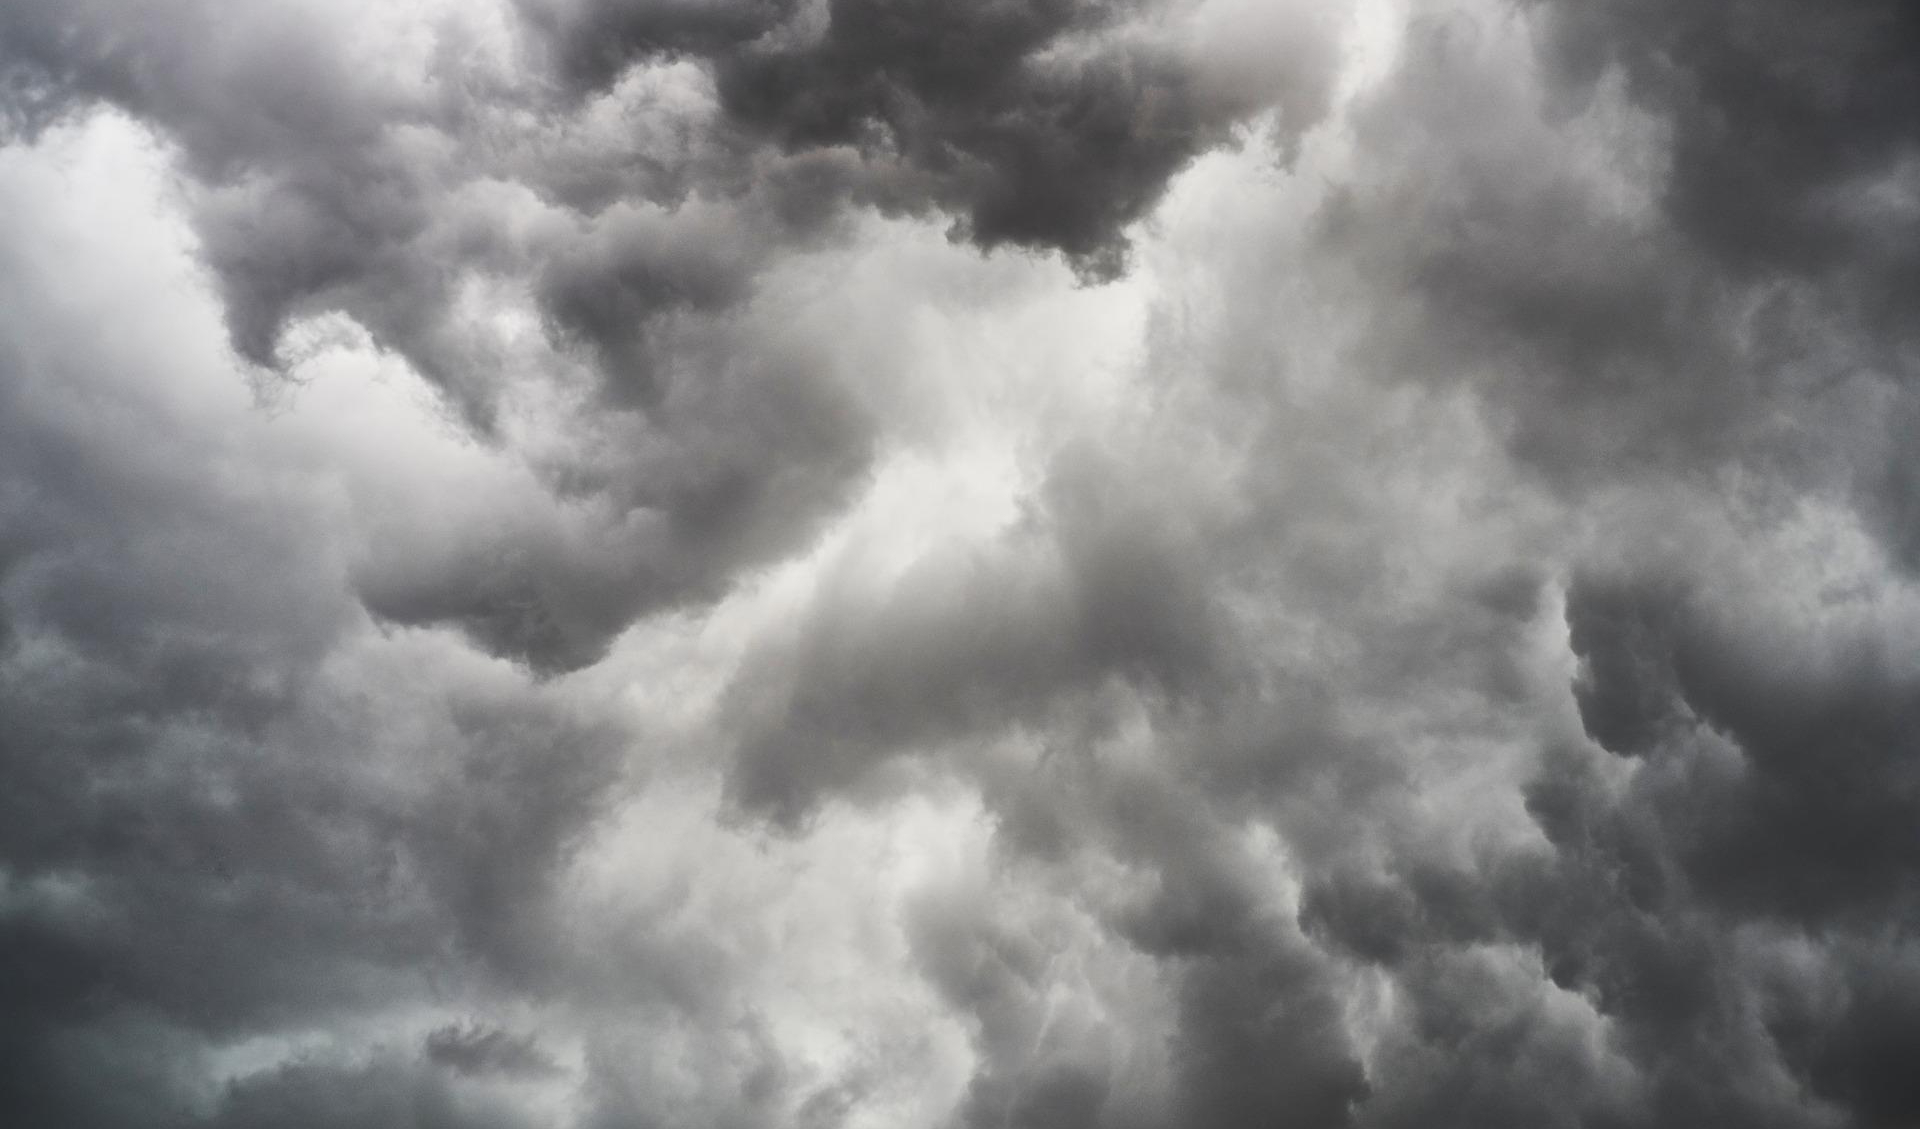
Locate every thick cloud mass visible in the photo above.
<box><xmin>5</xmin><ymin>1</ymin><xmax>1920</xmax><ymax>1127</ymax></box>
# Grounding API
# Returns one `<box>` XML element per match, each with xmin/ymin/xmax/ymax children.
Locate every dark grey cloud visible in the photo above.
<box><xmin>10</xmin><ymin>1</ymin><xmax>1920</xmax><ymax>1128</ymax></box>
<box><xmin>1523</xmin><ymin>0</ymin><xmax>1920</xmax><ymax>580</ymax></box>
<box><xmin>1262</xmin><ymin>394</ymin><xmax>1914</xmax><ymax>1125</ymax></box>
<box><xmin>516</xmin><ymin>0</ymin><xmax>801</xmax><ymax>94</ymax></box>
<box><xmin>1565</xmin><ymin>570</ymin><xmax>1920</xmax><ymax>929</ymax></box>
<box><xmin>1329</xmin><ymin>4</ymin><xmax>1920</xmax><ymax>567</ymax></box>
<box><xmin>713</xmin><ymin>3</ymin><xmax>1225</xmax><ymax>276</ymax></box>
<box><xmin>1250</xmin><ymin>7</ymin><xmax>1920</xmax><ymax>1124</ymax></box>
<box><xmin>528</xmin><ymin>0</ymin><xmax>1339</xmax><ymax>276</ymax></box>
<box><xmin>1533</xmin><ymin>0</ymin><xmax>1920</xmax><ymax>296</ymax></box>
<box><xmin>425</xmin><ymin>1024</ymin><xmax>560</xmax><ymax>1079</ymax></box>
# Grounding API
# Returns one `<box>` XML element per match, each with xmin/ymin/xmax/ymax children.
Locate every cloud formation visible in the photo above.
<box><xmin>4</xmin><ymin>1</ymin><xmax>1920</xmax><ymax>1128</ymax></box>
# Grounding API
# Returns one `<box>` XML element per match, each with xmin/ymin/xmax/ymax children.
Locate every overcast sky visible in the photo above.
<box><xmin>3</xmin><ymin>1</ymin><xmax>1919</xmax><ymax>1126</ymax></box>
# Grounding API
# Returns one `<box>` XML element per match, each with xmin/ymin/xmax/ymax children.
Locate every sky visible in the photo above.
<box><xmin>2</xmin><ymin>1</ymin><xmax>1919</xmax><ymax>1126</ymax></box>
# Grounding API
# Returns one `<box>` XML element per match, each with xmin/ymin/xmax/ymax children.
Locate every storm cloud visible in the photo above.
<box><xmin>4</xmin><ymin>1</ymin><xmax>1920</xmax><ymax>1127</ymax></box>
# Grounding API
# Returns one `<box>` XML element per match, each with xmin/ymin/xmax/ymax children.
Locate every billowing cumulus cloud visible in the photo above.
<box><xmin>4</xmin><ymin>1</ymin><xmax>1920</xmax><ymax>1127</ymax></box>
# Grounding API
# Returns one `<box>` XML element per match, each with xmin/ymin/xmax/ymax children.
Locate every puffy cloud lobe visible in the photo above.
<box><xmin>1293</xmin><ymin>549</ymin><xmax>1920</xmax><ymax>1128</ymax></box>
<box><xmin>0</xmin><ymin>0</ymin><xmax>880</xmax><ymax>672</ymax></box>
<box><xmin>0</xmin><ymin>131</ymin><xmax>629</xmax><ymax>1127</ymax></box>
<box><xmin>1265</xmin><ymin>7</ymin><xmax>1920</xmax><ymax>1122</ymax></box>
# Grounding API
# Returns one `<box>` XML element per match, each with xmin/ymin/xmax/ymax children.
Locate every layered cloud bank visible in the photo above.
<box><xmin>3</xmin><ymin>1</ymin><xmax>1919</xmax><ymax>1127</ymax></box>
